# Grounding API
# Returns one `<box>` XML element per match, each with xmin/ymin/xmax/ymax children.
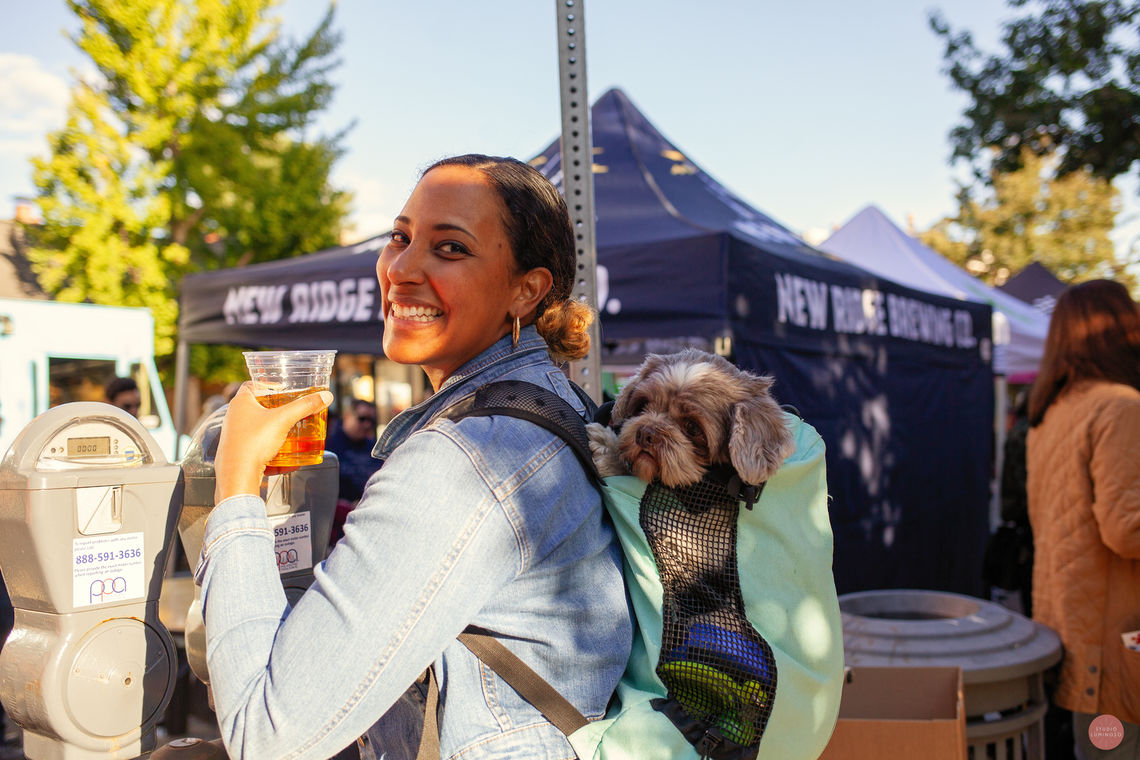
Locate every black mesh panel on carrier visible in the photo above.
<box><xmin>642</xmin><ymin>478</ymin><xmax>778</xmax><ymax>756</ymax></box>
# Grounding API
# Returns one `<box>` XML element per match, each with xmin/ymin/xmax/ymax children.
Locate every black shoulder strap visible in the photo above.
<box><xmin>441</xmin><ymin>379</ymin><xmax>602</xmax><ymax>483</ymax></box>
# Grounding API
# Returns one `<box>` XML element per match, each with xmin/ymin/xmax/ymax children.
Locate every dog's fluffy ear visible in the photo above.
<box><xmin>728</xmin><ymin>369</ymin><xmax>795</xmax><ymax>485</ymax></box>
<box><xmin>611</xmin><ymin>352</ymin><xmax>670</xmax><ymax>424</ymax></box>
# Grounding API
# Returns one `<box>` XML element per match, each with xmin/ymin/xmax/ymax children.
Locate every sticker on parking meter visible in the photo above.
<box><xmin>72</xmin><ymin>532</ymin><xmax>146</xmax><ymax>608</ymax></box>
<box><xmin>269</xmin><ymin>511</ymin><xmax>312</xmax><ymax>574</ymax></box>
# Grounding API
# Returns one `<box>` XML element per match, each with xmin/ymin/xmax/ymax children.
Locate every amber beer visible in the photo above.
<box><xmin>256</xmin><ymin>387</ymin><xmax>329</xmax><ymax>467</ymax></box>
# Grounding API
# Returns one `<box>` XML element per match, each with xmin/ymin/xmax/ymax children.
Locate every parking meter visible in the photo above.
<box><xmin>177</xmin><ymin>406</ymin><xmax>339</xmax><ymax>685</ymax></box>
<box><xmin>0</xmin><ymin>403</ymin><xmax>183</xmax><ymax>759</ymax></box>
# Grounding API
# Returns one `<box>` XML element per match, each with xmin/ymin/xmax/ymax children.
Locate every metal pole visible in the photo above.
<box><xmin>173</xmin><ymin>337</ymin><xmax>190</xmax><ymax>454</ymax></box>
<box><xmin>555</xmin><ymin>0</ymin><xmax>602</xmax><ymax>403</ymax></box>
<box><xmin>992</xmin><ymin>374</ymin><xmax>1008</xmax><ymax>530</ymax></box>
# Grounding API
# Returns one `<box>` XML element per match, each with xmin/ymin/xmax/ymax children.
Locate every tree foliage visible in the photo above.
<box><xmin>922</xmin><ymin>149</ymin><xmax>1129</xmax><ymax>286</ymax></box>
<box><xmin>930</xmin><ymin>0</ymin><xmax>1140</xmax><ymax>185</ymax></box>
<box><xmin>29</xmin><ymin>0</ymin><xmax>350</xmax><ymax>362</ymax></box>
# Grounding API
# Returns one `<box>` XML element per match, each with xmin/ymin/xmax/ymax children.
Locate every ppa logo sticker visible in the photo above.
<box><xmin>73</xmin><ymin>532</ymin><xmax>145</xmax><ymax>608</ymax></box>
<box><xmin>89</xmin><ymin>576</ymin><xmax>129</xmax><ymax>604</ymax></box>
<box><xmin>268</xmin><ymin>511</ymin><xmax>313</xmax><ymax>575</ymax></box>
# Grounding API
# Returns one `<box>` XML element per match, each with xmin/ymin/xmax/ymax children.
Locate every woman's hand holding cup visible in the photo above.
<box><xmin>214</xmin><ymin>382</ymin><xmax>334</xmax><ymax>504</ymax></box>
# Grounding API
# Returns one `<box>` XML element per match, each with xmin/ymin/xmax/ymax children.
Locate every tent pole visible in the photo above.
<box><xmin>174</xmin><ymin>337</ymin><xmax>190</xmax><ymax>457</ymax></box>
<box><xmin>992</xmin><ymin>374</ymin><xmax>1008</xmax><ymax>531</ymax></box>
<box><xmin>555</xmin><ymin>0</ymin><xmax>602</xmax><ymax>404</ymax></box>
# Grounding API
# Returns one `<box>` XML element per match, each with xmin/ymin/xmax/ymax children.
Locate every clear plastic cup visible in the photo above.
<box><xmin>242</xmin><ymin>350</ymin><xmax>337</xmax><ymax>467</ymax></box>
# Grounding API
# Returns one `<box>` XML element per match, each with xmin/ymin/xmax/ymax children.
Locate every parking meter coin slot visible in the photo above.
<box><xmin>76</xmin><ymin>485</ymin><xmax>123</xmax><ymax>535</ymax></box>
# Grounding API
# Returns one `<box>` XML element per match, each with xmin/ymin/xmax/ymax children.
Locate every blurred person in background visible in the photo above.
<box><xmin>326</xmin><ymin>398</ymin><xmax>382</xmax><ymax>544</ymax></box>
<box><xmin>104</xmin><ymin>376</ymin><xmax>141</xmax><ymax>417</ymax></box>
<box><xmin>192</xmin><ymin>381</ymin><xmax>242</xmax><ymax>434</ymax></box>
<box><xmin>1026</xmin><ymin>279</ymin><xmax>1140</xmax><ymax>759</ymax></box>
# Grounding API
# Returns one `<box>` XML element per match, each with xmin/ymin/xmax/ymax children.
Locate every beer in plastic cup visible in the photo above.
<box><xmin>242</xmin><ymin>350</ymin><xmax>337</xmax><ymax>467</ymax></box>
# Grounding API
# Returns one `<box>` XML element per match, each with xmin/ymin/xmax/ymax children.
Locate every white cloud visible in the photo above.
<box><xmin>0</xmin><ymin>54</ymin><xmax>70</xmax><ymax>138</ymax></box>
<box><xmin>0</xmin><ymin>54</ymin><xmax>71</xmax><ymax>201</ymax></box>
<box><xmin>0</xmin><ymin>134</ymin><xmax>45</xmax><ymax>159</ymax></box>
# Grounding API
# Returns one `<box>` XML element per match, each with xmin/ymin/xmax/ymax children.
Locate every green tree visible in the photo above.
<box><xmin>922</xmin><ymin>149</ymin><xmax>1128</xmax><ymax>286</ymax></box>
<box><xmin>29</xmin><ymin>0</ymin><xmax>350</xmax><ymax>367</ymax></box>
<box><xmin>929</xmin><ymin>0</ymin><xmax>1140</xmax><ymax>185</ymax></box>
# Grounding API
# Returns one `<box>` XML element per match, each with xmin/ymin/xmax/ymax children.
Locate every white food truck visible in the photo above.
<box><xmin>0</xmin><ymin>298</ymin><xmax>178</xmax><ymax>462</ymax></box>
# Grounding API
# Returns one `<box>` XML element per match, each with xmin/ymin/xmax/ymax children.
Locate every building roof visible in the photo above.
<box><xmin>0</xmin><ymin>220</ymin><xmax>46</xmax><ymax>299</ymax></box>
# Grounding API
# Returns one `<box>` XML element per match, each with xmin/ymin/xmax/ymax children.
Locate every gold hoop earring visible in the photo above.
<box><xmin>512</xmin><ymin>315</ymin><xmax>520</xmax><ymax>348</ymax></box>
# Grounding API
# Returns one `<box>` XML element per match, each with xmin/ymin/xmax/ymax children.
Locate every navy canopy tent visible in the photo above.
<box><xmin>533</xmin><ymin>89</ymin><xmax>994</xmax><ymax>596</ymax></box>
<box><xmin>998</xmin><ymin>261</ymin><xmax>1066</xmax><ymax>318</ymax></box>
<box><xmin>179</xmin><ymin>235</ymin><xmax>389</xmax><ymax>353</ymax></box>
<box><xmin>177</xmin><ymin>87</ymin><xmax>994</xmax><ymax>596</ymax></box>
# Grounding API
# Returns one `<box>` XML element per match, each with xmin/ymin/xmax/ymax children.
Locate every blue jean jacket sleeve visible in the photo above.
<box><xmin>198</xmin><ymin>429</ymin><xmax>525</xmax><ymax>760</ymax></box>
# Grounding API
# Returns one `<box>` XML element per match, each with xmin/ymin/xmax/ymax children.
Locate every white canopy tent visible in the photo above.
<box><xmin>821</xmin><ymin>205</ymin><xmax>1048</xmax><ymax>380</ymax></box>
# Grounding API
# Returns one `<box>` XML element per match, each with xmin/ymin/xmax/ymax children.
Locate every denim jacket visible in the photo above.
<box><xmin>197</xmin><ymin>327</ymin><xmax>632</xmax><ymax>759</ymax></box>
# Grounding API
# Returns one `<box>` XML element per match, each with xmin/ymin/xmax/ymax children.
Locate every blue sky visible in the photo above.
<box><xmin>4</xmin><ymin>1</ymin><xmax>1133</xmax><ymax>255</ymax></box>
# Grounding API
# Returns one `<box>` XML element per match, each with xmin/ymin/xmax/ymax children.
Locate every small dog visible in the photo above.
<box><xmin>588</xmin><ymin>349</ymin><xmax>787</xmax><ymax>742</ymax></box>
<box><xmin>587</xmin><ymin>349</ymin><xmax>794</xmax><ymax>487</ymax></box>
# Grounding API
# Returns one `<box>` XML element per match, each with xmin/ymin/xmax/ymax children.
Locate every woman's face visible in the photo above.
<box><xmin>377</xmin><ymin>165</ymin><xmax>522</xmax><ymax>389</ymax></box>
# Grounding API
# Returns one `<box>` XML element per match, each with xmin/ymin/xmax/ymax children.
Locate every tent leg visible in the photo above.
<box><xmin>992</xmin><ymin>374</ymin><xmax>1008</xmax><ymax>530</ymax></box>
<box><xmin>174</xmin><ymin>338</ymin><xmax>190</xmax><ymax>455</ymax></box>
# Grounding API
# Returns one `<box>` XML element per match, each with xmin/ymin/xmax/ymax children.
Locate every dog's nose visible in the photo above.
<box><xmin>636</xmin><ymin>426</ymin><xmax>656</xmax><ymax>447</ymax></box>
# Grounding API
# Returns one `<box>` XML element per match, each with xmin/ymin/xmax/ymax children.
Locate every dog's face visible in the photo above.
<box><xmin>610</xmin><ymin>349</ymin><xmax>793</xmax><ymax>488</ymax></box>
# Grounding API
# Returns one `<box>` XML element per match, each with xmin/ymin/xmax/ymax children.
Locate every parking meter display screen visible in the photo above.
<box><xmin>67</xmin><ymin>436</ymin><xmax>111</xmax><ymax>458</ymax></box>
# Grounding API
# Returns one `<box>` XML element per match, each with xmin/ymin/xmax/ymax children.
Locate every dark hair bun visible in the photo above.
<box><xmin>536</xmin><ymin>298</ymin><xmax>594</xmax><ymax>362</ymax></box>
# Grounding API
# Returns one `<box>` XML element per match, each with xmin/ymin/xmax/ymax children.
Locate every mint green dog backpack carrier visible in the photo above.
<box><xmin>445</xmin><ymin>380</ymin><xmax>844</xmax><ymax>760</ymax></box>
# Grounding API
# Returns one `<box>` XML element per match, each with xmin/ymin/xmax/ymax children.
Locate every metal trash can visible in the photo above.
<box><xmin>839</xmin><ymin>589</ymin><xmax>1062</xmax><ymax>760</ymax></box>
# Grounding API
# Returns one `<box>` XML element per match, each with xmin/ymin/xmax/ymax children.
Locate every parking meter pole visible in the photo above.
<box><xmin>555</xmin><ymin>0</ymin><xmax>602</xmax><ymax>405</ymax></box>
<box><xmin>0</xmin><ymin>403</ymin><xmax>183</xmax><ymax>759</ymax></box>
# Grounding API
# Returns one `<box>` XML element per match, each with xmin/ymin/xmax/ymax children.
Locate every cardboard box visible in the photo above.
<box><xmin>817</xmin><ymin>666</ymin><xmax>966</xmax><ymax>760</ymax></box>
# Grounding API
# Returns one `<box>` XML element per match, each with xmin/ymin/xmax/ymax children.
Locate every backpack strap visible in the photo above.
<box><xmin>457</xmin><ymin>629</ymin><xmax>589</xmax><ymax>736</ymax></box>
<box><xmin>441</xmin><ymin>379</ymin><xmax>602</xmax><ymax>483</ymax></box>
<box><xmin>413</xmin><ymin>668</ymin><xmax>441</xmax><ymax>760</ymax></box>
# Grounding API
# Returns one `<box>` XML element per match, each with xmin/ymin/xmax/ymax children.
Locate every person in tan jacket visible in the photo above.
<box><xmin>1026</xmin><ymin>279</ymin><xmax>1140</xmax><ymax>759</ymax></box>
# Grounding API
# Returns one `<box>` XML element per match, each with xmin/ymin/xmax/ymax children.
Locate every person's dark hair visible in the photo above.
<box><xmin>346</xmin><ymin>398</ymin><xmax>376</xmax><ymax>418</ymax></box>
<box><xmin>423</xmin><ymin>153</ymin><xmax>593</xmax><ymax>361</ymax></box>
<box><xmin>1027</xmin><ymin>279</ymin><xmax>1140</xmax><ymax>426</ymax></box>
<box><xmin>104</xmin><ymin>376</ymin><xmax>139</xmax><ymax>402</ymax></box>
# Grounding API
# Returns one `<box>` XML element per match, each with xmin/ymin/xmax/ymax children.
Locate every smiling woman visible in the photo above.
<box><xmin>378</xmin><ymin>154</ymin><xmax>589</xmax><ymax>390</ymax></box>
<box><xmin>378</xmin><ymin>161</ymin><xmax>543</xmax><ymax>388</ymax></box>
<box><xmin>201</xmin><ymin>154</ymin><xmax>632</xmax><ymax>760</ymax></box>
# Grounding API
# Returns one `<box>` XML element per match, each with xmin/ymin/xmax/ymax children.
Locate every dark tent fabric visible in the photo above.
<box><xmin>178</xmin><ymin>87</ymin><xmax>995</xmax><ymax>596</ymax></box>
<box><xmin>998</xmin><ymin>261</ymin><xmax>1066</xmax><ymax>317</ymax></box>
